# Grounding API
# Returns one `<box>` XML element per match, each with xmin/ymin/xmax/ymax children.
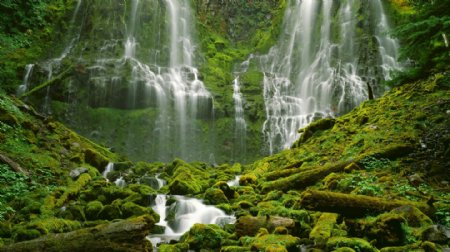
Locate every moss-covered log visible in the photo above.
<box><xmin>0</xmin><ymin>152</ymin><xmax>28</xmax><ymax>175</ymax></box>
<box><xmin>299</xmin><ymin>190</ymin><xmax>434</xmax><ymax>217</ymax></box>
<box><xmin>0</xmin><ymin>215</ymin><xmax>155</xmax><ymax>252</ymax></box>
<box><xmin>261</xmin><ymin>161</ymin><xmax>351</xmax><ymax>192</ymax></box>
<box><xmin>235</xmin><ymin>215</ymin><xmax>295</xmax><ymax>237</ymax></box>
<box><xmin>20</xmin><ymin>65</ymin><xmax>73</xmax><ymax>98</ymax></box>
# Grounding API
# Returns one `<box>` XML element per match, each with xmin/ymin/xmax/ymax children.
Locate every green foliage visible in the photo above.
<box><xmin>0</xmin><ymin>164</ymin><xmax>30</xmax><ymax>220</ymax></box>
<box><xmin>360</xmin><ymin>156</ymin><xmax>391</xmax><ymax>170</ymax></box>
<box><xmin>389</xmin><ymin>0</ymin><xmax>450</xmax><ymax>85</ymax></box>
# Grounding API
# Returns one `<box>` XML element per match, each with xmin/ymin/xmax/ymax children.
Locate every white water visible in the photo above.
<box><xmin>232</xmin><ymin>56</ymin><xmax>253</xmax><ymax>159</ymax></box>
<box><xmin>257</xmin><ymin>0</ymin><xmax>401</xmax><ymax>153</ymax></box>
<box><xmin>85</xmin><ymin>0</ymin><xmax>212</xmax><ymax>161</ymax></box>
<box><xmin>17</xmin><ymin>64</ymin><xmax>34</xmax><ymax>96</ymax></box>
<box><xmin>114</xmin><ymin>176</ymin><xmax>126</xmax><ymax>188</ymax></box>
<box><xmin>148</xmin><ymin>194</ymin><xmax>235</xmax><ymax>247</ymax></box>
<box><xmin>227</xmin><ymin>175</ymin><xmax>241</xmax><ymax>187</ymax></box>
<box><xmin>102</xmin><ymin>162</ymin><xmax>114</xmax><ymax>181</ymax></box>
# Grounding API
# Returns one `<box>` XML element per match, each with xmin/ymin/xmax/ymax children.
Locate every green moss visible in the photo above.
<box><xmin>309</xmin><ymin>213</ymin><xmax>339</xmax><ymax>243</ymax></box>
<box><xmin>204</xmin><ymin>188</ymin><xmax>229</xmax><ymax>205</ymax></box>
<box><xmin>27</xmin><ymin>217</ymin><xmax>81</xmax><ymax>235</ymax></box>
<box><xmin>120</xmin><ymin>201</ymin><xmax>154</xmax><ymax>219</ymax></box>
<box><xmin>85</xmin><ymin>200</ymin><xmax>103</xmax><ymax>220</ymax></box>
<box><xmin>241</xmin><ymin>234</ymin><xmax>300</xmax><ymax>251</ymax></box>
<box><xmin>180</xmin><ymin>224</ymin><xmax>231</xmax><ymax>250</ymax></box>
<box><xmin>158</xmin><ymin>243</ymin><xmax>189</xmax><ymax>252</ymax></box>
<box><xmin>326</xmin><ymin>237</ymin><xmax>376</xmax><ymax>252</ymax></box>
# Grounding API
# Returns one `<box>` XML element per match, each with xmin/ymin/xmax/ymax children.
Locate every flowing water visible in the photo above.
<box><xmin>65</xmin><ymin>0</ymin><xmax>212</xmax><ymax>162</ymax></box>
<box><xmin>147</xmin><ymin>177</ymin><xmax>235</xmax><ymax>249</ymax></box>
<box><xmin>16</xmin><ymin>64</ymin><xmax>34</xmax><ymax>97</ymax></box>
<box><xmin>256</xmin><ymin>0</ymin><xmax>401</xmax><ymax>153</ymax></box>
<box><xmin>102</xmin><ymin>162</ymin><xmax>115</xmax><ymax>181</ymax></box>
<box><xmin>232</xmin><ymin>55</ymin><xmax>253</xmax><ymax>160</ymax></box>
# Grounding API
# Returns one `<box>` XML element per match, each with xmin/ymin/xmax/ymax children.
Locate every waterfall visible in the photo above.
<box><xmin>232</xmin><ymin>55</ymin><xmax>253</xmax><ymax>160</ymax></box>
<box><xmin>257</xmin><ymin>0</ymin><xmax>401</xmax><ymax>153</ymax></box>
<box><xmin>76</xmin><ymin>0</ymin><xmax>212</xmax><ymax>162</ymax></box>
<box><xmin>16</xmin><ymin>64</ymin><xmax>34</xmax><ymax>96</ymax></box>
<box><xmin>102</xmin><ymin>162</ymin><xmax>114</xmax><ymax>181</ymax></box>
<box><xmin>148</xmin><ymin>195</ymin><xmax>235</xmax><ymax>247</ymax></box>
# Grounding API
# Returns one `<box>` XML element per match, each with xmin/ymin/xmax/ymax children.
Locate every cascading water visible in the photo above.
<box><xmin>148</xmin><ymin>176</ymin><xmax>235</xmax><ymax>248</ymax></box>
<box><xmin>232</xmin><ymin>55</ymin><xmax>253</xmax><ymax>160</ymax></box>
<box><xmin>102</xmin><ymin>162</ymin><xmax>114</xmax><ymax>181</ymax></box>
<box><xmin>257</xmin><ymin>0</ymin><xmax>401</xmax><ymax>153</ymax></box>
<box><xmin>31</xmin><ymin>0</ymin><xmax>214</xmax><ymax>162</ymax></box>
<box><xmin>16</xmin><ymin>64</ymin><xmax>34</xmax><ymax>97</ymax></box>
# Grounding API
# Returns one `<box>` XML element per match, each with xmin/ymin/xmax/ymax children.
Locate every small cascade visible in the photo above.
<box><xmin>148</xmin><ymin>195</ymin><xmax>235</xmax><ymax>247</ymax></box>
<box><xmin>227</xmin><ymin>176</ymin><xmax>241</xmax><ymax>187</ymax></box>
<box><xmin>102</xmin><ymin>162</ymin><xmax>114</xmax><ymax>181</ymax></box>
<box><xmin>16</xmin><ymin>64</ymin><xmax>34</xmax><ymax>96</ymax></box>
<box><xmin>114</xmin><ymin>176</ymin><xmax>126</xmax><ymax>188</ymax></box>
<box><xmin>255</xmin><ymin>0</ymin><xmax>401</xmax><ymax>153</ymax></box>
<box><xmin>232</xmin><ymin>55</ymin><xmax>253</xmax><ymax>160</ymax></box>
<box><xmin>73</xmin><ymin>0</ymin><xmax>213</xmax><ymax>162</ymax></box>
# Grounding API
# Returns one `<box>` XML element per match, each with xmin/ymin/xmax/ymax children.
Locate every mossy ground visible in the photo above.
<box><xmin>1</xmin><ymin>74</ymin><xmax>448</xmax><ymax>251</ymax></box>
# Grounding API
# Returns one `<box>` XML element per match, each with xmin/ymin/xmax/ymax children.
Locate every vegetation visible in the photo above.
<box><xmin>389</xmin><ymin>0</ymin><xmax>450</xmax><ymax>85</ymax></box>
<box><xmin>0</xmin><ymin>0</ymin><xmax>75</xmax><ymax>92</ymax></box>
<box><xmin>0</xmin><ymin>0</ymin><xmax>449</xmax><ymax>251</ymax></box>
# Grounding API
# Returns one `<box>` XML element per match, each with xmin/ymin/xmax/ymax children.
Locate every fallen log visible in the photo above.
<box><xmin>309</xmin><ymin>213</ymin><xmax>339</xmax><ymax>242</ymax></box>
<box><xmin>0</xmin><ymin>152</ymin><xmax>28</xmax><ymax>175</ymax></box>
<box><xmin>0</xmin><ymin>215</ymin><xmax>155</xmax><ymax>252</ymax></box>
<box><xmin>20</xmin><ymin>65</ymin><xmax>73</xmax><ymax>98</ymax></box>
<box><xmin>235</xmin><ymin>215</ymin><xmax>295</xmax><ymax>237</ymax></box>
<box><xmin>299</xmin><ymin>189</ymin><xmax>434</xmax><ymax>217</ymax></box>
<box><xmin>261</xmin><ymin>161</ymin><xmax>351</xmax><ymax>193</ymax></box>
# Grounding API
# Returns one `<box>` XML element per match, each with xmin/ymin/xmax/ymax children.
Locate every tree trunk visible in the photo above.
<box><xmin>299</xmin><ymin>189</ymin><xmax>434</xmax><ymax>217</ymax></box>
<box><xmin>0</xmin><ymin>215</ymin><xmax>155</xmax><ymax>252</ymax></box>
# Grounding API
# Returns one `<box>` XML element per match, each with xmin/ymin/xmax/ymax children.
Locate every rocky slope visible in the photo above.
<box><xmin>0</xmin><ymin>73</ymin><xmax>448</xmax><ymax>251</ymax></box>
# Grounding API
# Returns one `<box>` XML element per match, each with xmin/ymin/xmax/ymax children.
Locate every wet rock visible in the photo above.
<box><xmin>204</xmin><ymin>188</ymin><xmax>229</xmax><ymax>204</ymax></box>
<box><xmin>235</xmin><ymin>215</ymin><xmax>295</xmax><ymax>237</ymax></box>
<box><xmin>181</xmin><ymin>224</ymin><xmax>230</xmax><ymax>250</ymax></box>
<box><xmin>241</xmin><ymin>234</ymin><xmax>300</xmax><ymax>251</ymax></box>
<box><xmin>85</xmin><ymin>200</ymin><xmax>103</xmax><ymax>220</ymax></box>
<box><xmin>326</xmin><ymin>237</ymin><xmax>376</xmax><ymax>252</ymax></box>
<box><xmin>391</xmin><ymin>205</ymin><xmax>433</xmax><ymax>227</ymax></box>
<box><xmin>421</xmin><ymin>225</ymin><xmax>450</xmax><ymax>244</ymax></box>
<box><xmin>69</xmin><ymin>167</ymin><xmax>88</xmax><ymax>179</ymax></box>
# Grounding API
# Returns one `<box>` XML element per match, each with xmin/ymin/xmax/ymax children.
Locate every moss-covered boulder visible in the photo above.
<box><xmin>204</xmin><ymin>188</ymin><xmax>229</xmax><ymax>205</ymax></box>
<box><xmin>85</xmin><ymin>200</ymin><xmax>103</xmax><ymax>220</ymax></box>
<box><xmin>180</xmin><ymin>224</ymin><xmax>231</xmax><ymax>250</ymax></box>
<box><xmin>158</xmin><ymin>242</ymin><xmax>189</xmax><ymax>252</ymax></box>
<box><xmin>240</xmin><ymin>234</ymin><xmax>300</xmax><ymax>251</ymax></box>
<box><xmin>326</xmin><ymin>237</ymin><xmax>376</xmax><ymax>252</ymax></box>
<box><xmin>120</xmin><ymin>201</ymin><xmax>156</xmax><ymax>219</ymax></box>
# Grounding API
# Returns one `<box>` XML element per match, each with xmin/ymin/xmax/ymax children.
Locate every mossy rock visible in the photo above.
<box><xmin>241</xmin><ymin>234</ymin><xmax>300</xmax><ymax>251</ymax></box>
<box><xmin>169</xmin><ymin>179</ymin><xmax>202</xmax><ymax>195</ymax></box>
<box><xmin>11</xmin><ymin>226</ymin><xmax>41</xmax><ymax>242</ymax></box>
<box><xmin>220</xmin><ymin>246</ymin><xmax>252</xmax><ymax>252</ymax></box>
<box><xmin>326</xmin><ymin>237</ymin><xmax>376</xmax><ymax>252</ymax></box>
<box><xmin>204</xmin><ymin>188</ymin><xmax>229</xmax><ymax>205</ymax></box>
<box><xmin>239</xmin><ymin>174</ymin><xmax>257</xmax><ymax>186</ymax></box>
<box><xmin>85</xmin><ymin>200</ymin><xmax>103</xmax><ymax>220</ymax></box>
<box><xmin>84</xmin><ymin>148</ymin><xmax>110</xmax><ymax>170</ymax></box>
<box><xmin>27</xmin><ymin>218</ymin><xmax>81</xmax><ymax>235</ymax></box>
<box><xmin>213</xmin><ymin>181</ymin><xmax>236</xmax><ymax>199</ymax></box>
<box><xmin>97</xmin><ymin>204</ymin><xmax>122</xmax><ymax>220</ymax></box>
<box><xmin>120</xmin><ymin>201</ymin><xmax>155</xmax><ymax>219</ymax></box>
<box><xmin>180</xmin><ymin>224</ymin><xmax>231</xmax><ymax>250</ymax></box>
<box><xmin>367</xmin><ymin>213</ymin><xmax>407</xmax><ymax>246</ymax></box>
<box><xmin>158</xmin><ymin>243</ymin><xmax>189</xmax><ymax>252</ymax></box>
<box><xmin>390</xmin><ymin>205</ymin><xmax>433</xmax><ymax>228</ymax></box>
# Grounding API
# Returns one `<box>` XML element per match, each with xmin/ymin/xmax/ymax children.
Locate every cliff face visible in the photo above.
<box><xmin>14</xmin><ymin>0</ymin><xmax>402</xmax><ymax>164</ymax></box>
